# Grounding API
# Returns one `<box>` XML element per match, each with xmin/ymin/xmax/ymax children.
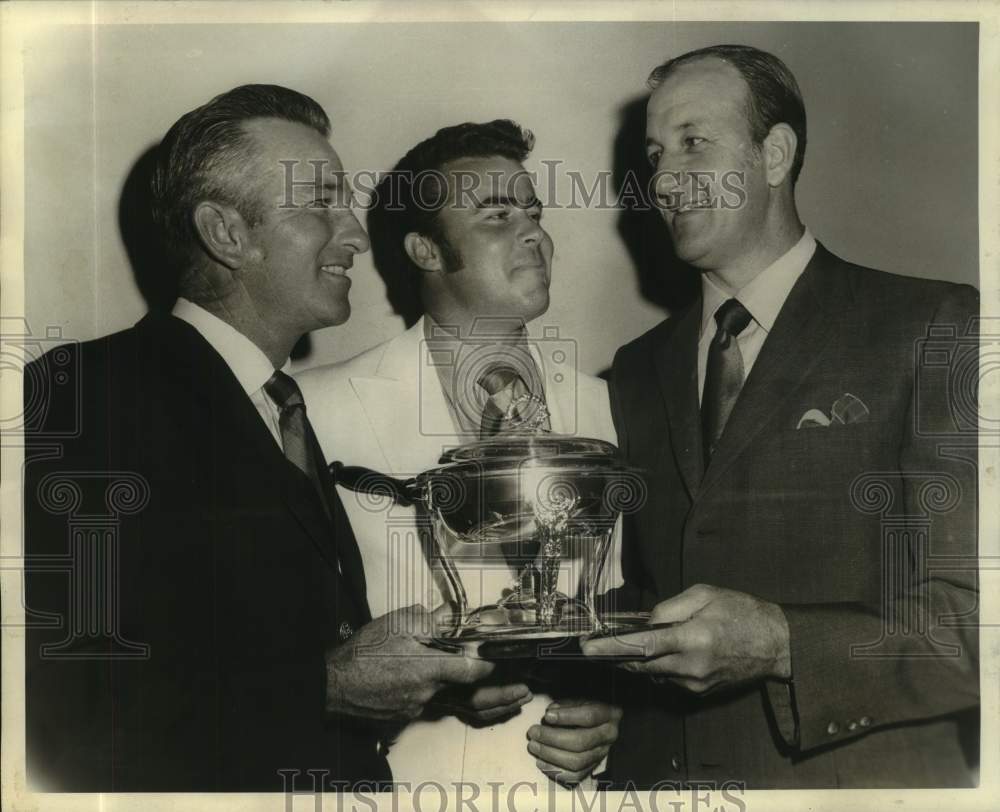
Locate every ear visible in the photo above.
<box><xmin>403</xmin><ymin>231</ymin><xmax>443</xmax><ymax>273</ymax></box>
<box><xmin>762</xmin><ymin>123</ymin><xmax>797</xmax><ymax>187</ymax></box>
<box><xmin>192</xmin><ymin>200</ymin><xmax>251</xmax><ymax>271</ymax></box>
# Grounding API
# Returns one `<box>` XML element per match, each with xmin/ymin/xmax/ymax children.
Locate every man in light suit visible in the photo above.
<box><xmin>298</xmin><ymin>120</ymin><xmax>623</xmax><ymax>787</ymax></box>
<box><xmin>23</xmin><ymin>85</ymin><xmax>493</xmax><ymax>791</ymax></box>
<box><xmin>584</xmin><ymin>45</ymin><xmax>979</xmax><ymax>788</ymax></box>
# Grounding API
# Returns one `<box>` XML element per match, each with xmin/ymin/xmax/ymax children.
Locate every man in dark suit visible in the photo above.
<box><xmin>23</xmin><ymin>84</ymin><xmax>492</xmax><ymax>792</ymax></box>
<box><xmin>583</xmin><ymin>45</ymin><xmax>979</xmax><ymax>788</ymax></box>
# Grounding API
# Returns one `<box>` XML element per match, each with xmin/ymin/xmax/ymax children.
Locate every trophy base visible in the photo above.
<box><xmin>417</xmin><ymin>611</ymin><xmax>652</xmax><ymax>659</ymax></box>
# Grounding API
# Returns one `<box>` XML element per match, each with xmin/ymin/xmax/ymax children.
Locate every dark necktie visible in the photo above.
<box><xmin>478</xmin><ymin>364</ymin><xmax>551</xmax><ymax>438</ymax></box>
<box><xmin>264</xmin><ymin>370</ymin><xmax>332</xmax><ymax>524</ymax></box>
<box><xmin>702</xmin><ymin>298</ymin><xmax>753</xmax><ymax>461</ymax></box>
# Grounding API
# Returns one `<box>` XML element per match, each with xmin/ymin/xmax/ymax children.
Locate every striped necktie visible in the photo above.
<box><xmin>702</xmin><ymin>298</ymin><xmax>753</xmax><ymax>461</ymax></box>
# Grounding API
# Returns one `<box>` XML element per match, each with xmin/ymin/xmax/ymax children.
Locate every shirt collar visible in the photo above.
<box><xmin>423</xmin><ymin>314</ymin><xmax>546</xmax><ymax>421</ymax></box>
<box><xmin>172</xmin><ymin>297</ymin><xmax>287</xmax><ymax>396</ymax></box>
<box><xmin>700</xmin><ymin>228</ymin><xmax>817</xmax><ymax>337</ymax></box>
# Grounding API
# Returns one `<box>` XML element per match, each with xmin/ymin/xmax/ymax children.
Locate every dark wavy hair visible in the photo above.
<box><xmin>150</xmin><ymin>84</ymin><xmax>330</xmax><ymax>277</ymax></box>
<box><xmin>368</xmin><ymin>119</ymin><xmax>535</xmax><ymax>323</ymax></box>
<box><xmin>648</xmin><ymin>44</ymin><xmax>807</xmax><ymax>184</ymax></box>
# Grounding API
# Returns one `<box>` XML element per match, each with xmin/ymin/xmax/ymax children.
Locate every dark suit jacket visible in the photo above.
<box><xmin>23</xmin><ymin>313</ymin><xmax>391</xmax><ymax>791</ymax></box>
<box><xmin>604</xmin><ymin>245</ymin><xmax>979</xmax><ymax>788</ymax></box>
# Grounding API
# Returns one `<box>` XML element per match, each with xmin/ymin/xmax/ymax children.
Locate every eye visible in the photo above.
<box><xmin>307</xmin><ymin>190</ymin><xmax>354</xmax><ymax>210</ymax></box>
<box><xmin>647</xmin><ymin>148</ymin><xmax>662</xmax><ymax>168</ymax></box>
<box><xmin>683</xmin><ymin>136</ymin><xmax>706</xmax><ymax>149</ymax></box>
<box><xmin>485</xmin><ymin>208</ymin><xmax>510</xmax><ymax>221</ymax></box>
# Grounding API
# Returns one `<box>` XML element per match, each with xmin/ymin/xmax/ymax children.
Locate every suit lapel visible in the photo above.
<box><xmin>653</xmin><ymin>302</ymin><xmax>705</xmax><ymax>499</ymax></box>
<box><xmin>351</xmin><ymin>320</ymin><xmax>460</xmax><ymax>476</ymax></box>
<box><xmin>530</xmin><ymin>340</ymin><xmax>568</xmax><ymax>434</ymax></box>
<box><xmin>137</xmin><ymin>314</ymin><xmax>354</xmax><ymax>588</ymax></box>
<box><xmin>698</xmin><ymin>243</ymin><xmax>848</xmax><ymax>498</ymax></box>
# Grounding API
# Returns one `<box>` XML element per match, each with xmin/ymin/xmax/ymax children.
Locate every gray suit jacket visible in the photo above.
<box><xmin>605</xmin><ymin>244</ymin><xmax>979</xmax><ymax>788</ymax></box>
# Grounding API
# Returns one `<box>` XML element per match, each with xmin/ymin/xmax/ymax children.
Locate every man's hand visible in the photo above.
<box><xmin>432</xmin><ymin>681</ymin><xmax>534</xmax><ymax>724</ymax></box>
<box><xmin>325</xmin><ymin>605</ymin><xmax>494</xmax><ymax>720</ymax></box>
<box><xmin>526</xmin><ymin>699</ymin><xmax>622</xmax><ymax>786</ymax></box>
<box><xmin>581</xmin><ymin>584</ymin><xmax>791</xmax><ymax>695</ymax></box>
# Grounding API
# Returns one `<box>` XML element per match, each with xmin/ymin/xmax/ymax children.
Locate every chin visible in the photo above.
<box><xmin>520</xmin><ymin>290</ymin><xmax>550</xmax><ymax>322</ymax></box>
<box><xmin>673</xmin><ymin>237</ymin><xmax>714</xmax><ymax>269</ymax></box>
<box><xmin>317</xmin><ymin>302</ymin><xmax>351</xmax><ymax>328</ymax></box>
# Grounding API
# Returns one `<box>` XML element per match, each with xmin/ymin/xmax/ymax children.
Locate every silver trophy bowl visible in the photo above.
<box><xmin>333</xmin><ymin>434</ymin><xmax>648</xmax><ymax>656</ymax></box>
<box><xmin>403</xmin><ymin>434</ymin><xmax>647</xmax><ymax>653</ymax></box>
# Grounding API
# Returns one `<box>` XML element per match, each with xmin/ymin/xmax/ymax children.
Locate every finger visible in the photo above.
<box><xmin>534</xmin><ymin>758</ymin><xmax>589</xmax><ymax>787</ymax></box>
<box><xmin>649</xmin><ymin>584</ymin><xmax>716</xmax><ymax>624</ymax></box>
<box><xmin>437</xmin><ymin>652</ymin><xmax>495</xmax><ymax>685</ymax></box>
<box><xmin>620</xmin><ymin>652</ymin><xmax>692</xmax><ymax>677</ymax></box>
<box><xmin>527</xmin><ymin>739</ymin><xmax>609</xmax><ymax>774</ymax></box>
<box><xmin>466</xmin><ymin>702</ymin><xmax>526</xmax><ymax>722</ymax></box>
<box><xmin>430</xmin><ymin>602</ymin><xmax>460</xmax><ymax>625</ymax></box>
<box><xmin>527</xmin><ymin>721</ymin><xmax>617</xmax><ymax>751</ymax></box>
<box><xmin>544</xmin><ymin>701</ymin><xmax>621</xmax><ymax>727</ymax></box>
<box><xmin>468</xmin><ymin>683</ymin><xmax>532</xmax><ymax>710</ymax></box>
<box><xmin>581</xmin><ymin>625</ymin><xmax>683</xmax><ymax>659</ymax></box>
<box><xmin>462</xmin><ymin>655</ymin><xmax>496</xmax><ymax>683</ymax></box>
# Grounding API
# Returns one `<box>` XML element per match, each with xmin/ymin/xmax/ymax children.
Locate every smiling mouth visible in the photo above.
<box><xmin>320</xmin><ymin>264</ymin><xmax>350</xmax><ymax>277</ymax></box>
<box><xmin>668</xmin><ymin>197</ymin><xmax>714</xmax><ymax>215</ymax></box>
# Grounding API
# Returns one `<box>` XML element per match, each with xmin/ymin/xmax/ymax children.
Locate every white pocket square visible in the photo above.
<box><xmin>796</xmin><ymin>393</ymin><xmax>870</xmax><ymax>429</ymax></box>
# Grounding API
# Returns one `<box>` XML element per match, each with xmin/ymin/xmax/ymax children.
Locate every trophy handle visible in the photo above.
<box><xmin>329</xmin><ymin>462</ymin><xmax>423</xmax><ymax>507</ymax></box>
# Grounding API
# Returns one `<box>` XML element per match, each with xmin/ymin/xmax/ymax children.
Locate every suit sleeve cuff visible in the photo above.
<box><xmin>763</xmin><ymin>678</ymin><xmax>800</xmax><ymax>749</ymax></box>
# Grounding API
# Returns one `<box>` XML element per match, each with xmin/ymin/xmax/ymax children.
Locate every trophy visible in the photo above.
<box><xmin>335</xmin><ymin>434</ymin><xmax>648</xmax><ymax>657</ymax></box>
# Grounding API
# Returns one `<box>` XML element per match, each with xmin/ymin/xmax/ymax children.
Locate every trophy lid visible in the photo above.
<box><xmin>438</xmin><ymin>433</ymin><xmax>620</xmax><ymax>465</ymax></box>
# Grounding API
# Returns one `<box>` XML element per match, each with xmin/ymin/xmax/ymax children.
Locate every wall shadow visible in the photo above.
<box><xmin>367</xmin><ymin>171</ymin><xmax>424</xmax><ymax>329</ymax></box>
<box><xmin>118</xmin><ymin>144</ymin><xmax>177</xmax><ymax>315</ymax></box>
<box><xmin>611</xmin><ymin>95</ymin><xmax>700</xmax><ymax>317</ymax></box>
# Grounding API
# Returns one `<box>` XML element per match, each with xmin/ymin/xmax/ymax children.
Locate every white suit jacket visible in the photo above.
<box><xmin>297</xmin><ymin>318</ymin><xmax>621</xmax><ymax>786</ymax></box>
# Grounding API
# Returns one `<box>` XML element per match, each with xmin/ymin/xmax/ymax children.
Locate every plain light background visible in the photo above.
<box><xmin>23</xmin><ymin>21</ymin><xmax>978</xmax><ymax>376</ymax></box>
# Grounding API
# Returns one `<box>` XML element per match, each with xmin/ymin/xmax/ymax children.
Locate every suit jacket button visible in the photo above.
<box><xmin>339</xmin><ymin>621</ymin><xmax>354</xmax><ymax>641</ymax></box>
<box><xmin>859</xmin><ymin>716</ymin><xmax>872</xmax><ymax>728</ymax></box>
<box><xmin>847</xmin><ymin>720</ymin><xmax>858</xmax><ymax>731</ymax></box>
<box><xmin>826</xmin><ymin>721</ymin><xmax>840</xmax><ymax>735</ymax></box>
<box><xmin>670</xmin><ymin>754</ymin><xmax>683</xmax><ymax>771</ymax></box>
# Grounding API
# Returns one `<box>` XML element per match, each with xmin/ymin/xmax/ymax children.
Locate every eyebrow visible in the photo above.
<box><xmin>316</xmin><ymin>177</ymin><xmax>355</xmax><ymax>200</ymax></box>
<box><xmin>646</xmin><ymin>122</ymin><xmax>703</xmax><ymax>146</ymax></box>
<box><xmin>322</xmin><ymin>177</ymin><xmax>351</xmax><ymax>192</ymax></box>
<box><xmin>477</xmin><ymin>194</ymin><xmax>542</xmax><ymax>209</ymax></box>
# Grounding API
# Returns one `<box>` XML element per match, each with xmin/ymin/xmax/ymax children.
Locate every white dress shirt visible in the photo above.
<box><xmin>697</xmin><ymin>229</ymin><xmax>817</xmax><ymax>402</ymax></box>
<box><xmin>172</xmin><ymin>297</ymin><xmax>287</xmax><ymax>447</ymax></box>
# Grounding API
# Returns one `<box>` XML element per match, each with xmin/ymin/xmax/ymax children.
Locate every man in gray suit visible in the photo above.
<box><xmin>584</xmin><ymin>45</ymin><xmax>979</xmax><ymax>788</ymax></box>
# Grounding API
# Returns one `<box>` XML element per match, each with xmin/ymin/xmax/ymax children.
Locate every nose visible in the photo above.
<box><xmin>337</xmin><ymin>211</ymin><xmax>370</xmax><ymax>255</ymax></box>
<box><xmin>518</xmin><ymin>212</ymin><xmax>545</xmax><ymax>247</ymax></box>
